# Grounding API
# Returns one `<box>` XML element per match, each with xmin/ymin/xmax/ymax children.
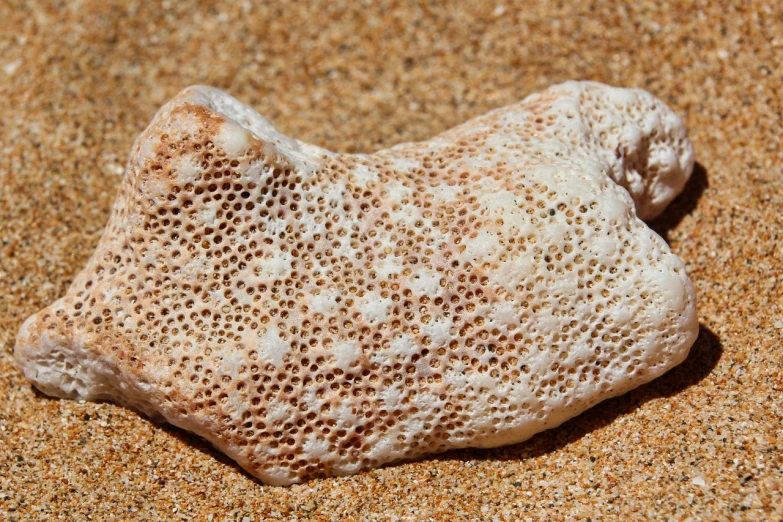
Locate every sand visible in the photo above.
<box><xmin>0</xmin><ymin>1</ymin><xmax>780</xmax><ymax>520</ymax></box>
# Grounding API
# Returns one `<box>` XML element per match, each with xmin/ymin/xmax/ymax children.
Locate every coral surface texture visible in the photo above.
<box><xmin>16</xmin><ymin>82</ymin><xmax>697</xmax><ymax>485</ymax></box>
<box><xmin>1</xmin><ymin>1</ymin><xmax>780</xmax><ymax>519</ymax></box>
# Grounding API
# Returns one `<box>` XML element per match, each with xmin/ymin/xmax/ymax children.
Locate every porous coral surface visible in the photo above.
<box><xmin>15</xmin><ymin>82</ymin><xmax>697</xmax><ymax>485</ymax></box>
<box><xmin>3</xmin><ymin>1</ymin><xmax>782</xmax><ymax>519</ymax></box>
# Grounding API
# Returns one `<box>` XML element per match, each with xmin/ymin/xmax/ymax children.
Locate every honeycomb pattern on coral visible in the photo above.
<box><xmin>16</xmin><ymin>81</ymin><xmax>698</xmax><ymax>485</ymax></box>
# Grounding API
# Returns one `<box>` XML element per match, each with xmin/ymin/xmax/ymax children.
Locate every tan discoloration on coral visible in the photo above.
<box><xmin>15</xmin><ymin>81</ymin><xmax>697</xmax><ymax>485</ymax></box>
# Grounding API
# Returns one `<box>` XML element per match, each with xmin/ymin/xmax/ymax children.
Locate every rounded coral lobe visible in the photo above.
<box><xmin>15</xmin><ymin>82</ymin><xmax>697</xmax><ymax>486</ymax></box>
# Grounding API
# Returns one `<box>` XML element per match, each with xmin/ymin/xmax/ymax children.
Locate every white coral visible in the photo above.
<box><xmin>15</xmin><ymin>81</ymin><xmax>698</xmax><ymax>486</ymax></box>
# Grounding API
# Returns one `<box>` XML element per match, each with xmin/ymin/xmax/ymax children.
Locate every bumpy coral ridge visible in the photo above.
<box><xmin>15</xmin><ymin>81</ymin><xmax>697</xmax><ymax>485</ymax></box>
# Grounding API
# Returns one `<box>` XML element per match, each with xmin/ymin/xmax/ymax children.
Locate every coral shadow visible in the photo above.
<box><xmin>27</xmin><ymin>386</ymin><xmax>263</xmax><ymax>483</ymax></box>
<box><xmin>649</xmin><ymin>161</ymin><xmax>709</xmax><ymax>240</ymax></box>
<box><xmin>157</xmin><ymin>422</ymin><xmax>266</xmax><ymax>484</ymax></box>
<box><xmin>436</xmin><ymin>323</ymin><xmax>722</xmax><ymax>465</ymax></box>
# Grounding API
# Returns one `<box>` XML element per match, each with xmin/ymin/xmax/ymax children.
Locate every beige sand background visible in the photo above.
<box><xmin>0</xmin><ymin>1</ymin><xmax>781</xmax><ymax>520</ymax></box>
